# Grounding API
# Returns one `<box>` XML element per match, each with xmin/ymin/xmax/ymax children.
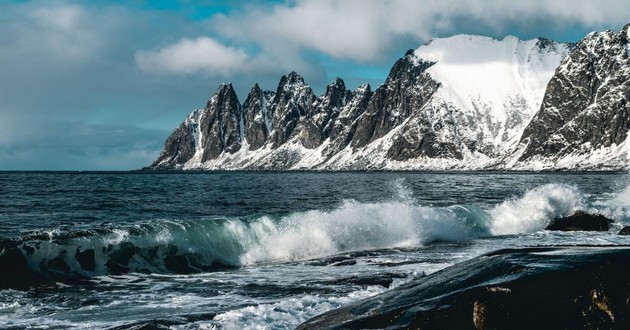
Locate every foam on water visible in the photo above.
<box><xmin>209</xmin><ymin>285</ymin><xmax>387</xmax><ymax>330</ymax></box>
<box><xmin>4</xmin><ymin>179</ymin><xmax>630</xmax><ymax>284</ymax></box>
<box><xmin>489</xmin><ymin>184</ymin><xmax>586</xmax><ymax>235</ymax></box>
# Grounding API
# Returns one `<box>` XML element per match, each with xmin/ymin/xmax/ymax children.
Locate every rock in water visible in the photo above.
<box><xmin>619</xmin><ymin>226</ymin><xmax>630</xmax><ymax>235</ymax></box>
<box><xmin>545</xmin><ymin>211</ymin><xmax>614</xmax><ymax>231</ymax></box>
<box><xmin>298</xmin><ymin>247</ymin><xmax>630</xmax><ymax>329</ymax></box>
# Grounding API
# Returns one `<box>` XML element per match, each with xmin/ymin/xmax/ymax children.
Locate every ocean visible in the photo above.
<box><xmin>1</xmin><ymin>171</ymin><xmax>630</xmax><ymax>329</ymax></box>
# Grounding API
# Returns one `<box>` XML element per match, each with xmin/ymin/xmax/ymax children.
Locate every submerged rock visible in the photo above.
<box><xmin>298</xmin><ymin>247</ymin><xmax>630</xmax><ymax>329</ymax></box>
<box><xmin>545</xmin><ymin>211</ymin><xmax>614</xmax><ymax>231</ymax></box>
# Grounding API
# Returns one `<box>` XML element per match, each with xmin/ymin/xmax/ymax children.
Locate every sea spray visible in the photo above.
<box><xmin>489</xmin><ymin>184</ymin><xmax>585</xmax><ymax>235</ymax></box>
<box><xmin>5</xmin><ymin>180</ymin><xmax>630</xmax><ymax>286</ymax></box>
<box><xmin>239</xmin><ymin>178</ymin><xmax>484</xmax><ymax>264</ymax></box>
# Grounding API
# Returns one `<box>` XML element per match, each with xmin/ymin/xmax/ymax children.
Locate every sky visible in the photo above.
<box><xmin>1</xmin><ymin>0</ymin><xmax>629</xmax><ymax>170</ymax></box>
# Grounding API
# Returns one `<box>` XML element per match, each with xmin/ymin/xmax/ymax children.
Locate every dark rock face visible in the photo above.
<box><xmin>545</xmin><ymin>211</ymin><xmax>614</xmax><ymax>231</ymax></box>
<box><xmin>149</xmin><ymin>114</ymin><xmax>198</xmax><ymax>169</ymax></box>
<box><xmin>243</xmin><ymin>84</ymin><xmax>274</xmax><ymax>151</ymax></box>
<box><xmin>351</xmin><ymin>54</ymin><xmax>438</xmax><ymax>148</ymax></box>
<box><xmin>518</xmin><ymin>24</ymin><xmax>630</xmax><ymax>164</ymax></box>
<box><xmin>149</xmin><ymin>71</ymin><xmax>374</xmax><ymax>169</ymax></box>
<box><xmin>619</xmin><ymin>226</ymin><xmax>630</xmax><ymax>235</ymax></box>
<box><xmin>149</xmin><ymin>84</ymin><xmax>243</xmax><ymax>168</ymax></box>
<box><xmin>298</xmin><ymin>247</ymin><xmax>630</xmax><ymax>329</ymax></box>
<box><xmin>199</xmin><ymin>84</ymin><xmax>243</xmax><ymax>160</ymax></box>
<box><xmin>322</xmin><ymin>84</ymin><xmax>373</xmax><ymax>159</ymax></box>
<box><xmin>268</xmin><ymin>72</ymin><xmax>318</xmax><ymax>148</ymax></box>
<box><xmin>301</xmin><ymin>78</ymin><xmax>352</xmax><ymax>149</ymax></box>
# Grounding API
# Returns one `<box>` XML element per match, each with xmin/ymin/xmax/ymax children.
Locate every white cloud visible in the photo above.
<box><xmin>211</xmin><ymin>0</ymin><xmax>630</xmax><ymax>62</ymax></box>
<box><xmin>135</xmin><ymin>37</ymin><xmax>250</xmax><ymax>76</ymax></box>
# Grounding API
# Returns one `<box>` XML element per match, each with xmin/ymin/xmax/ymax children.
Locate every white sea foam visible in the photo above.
<box><xmin>489</xmin><ymin>184</ymin><xmax>585</xmax><ymax>235</ymax></box>
<box><xmin>209</xmin><ymin>286</ymin><xmax>386</xmax><ymax>330</ymax></box>
<box><xmin>13</xmin><ymin>180</ymin><xmax>630</xmax><ymax>275</ymax></box>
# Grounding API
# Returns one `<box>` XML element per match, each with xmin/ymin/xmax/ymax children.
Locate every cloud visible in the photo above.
<box><xmin>136</xmin><ymin>37</ymin><xmax>250</xmax><ymax>76</ymax></box>
<box><xmin>2</xmin><ymin>3</ymin><xmax>114</xmax><ymax>62</ymax></box>
<box><xmin>0</xmin><ymin>115</ymin><xmax>168</xmax><ymax>170</ymax></box>
<box><xmin>209</xmin><ymin>0</ymin><xmax>630</xmax><ymax>63</ymax></box>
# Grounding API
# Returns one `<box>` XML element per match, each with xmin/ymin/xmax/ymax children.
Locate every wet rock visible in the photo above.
<box><xmin>545</xmin><ymin>211</ymin><xmax>614</xmax><ymax>231</ymax></box>
<box><xmin>298</xmin><ymin>247</ymin><xmax>630</xmax><ymax>329</ymax></box>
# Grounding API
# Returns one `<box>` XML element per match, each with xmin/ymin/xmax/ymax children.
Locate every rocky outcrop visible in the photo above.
<box><xmin>298</xmin><ymin>247</ymin><xmax>630</xmax><ymax>329</ymax></box>
<box><xmin>516</xmin><ymin>24</ymin><xmax>630</xmax><ymax>169</ymax></box>
<box><xmin>200</xmin><ymin>83</ymin><xmax>243</xmax><ymax>159</ymax></box>
<box><xmin>149</xmin><ymin>84</ymin><xmax>243</xmax><ymax>169</ymax></box>
<box><xmin>267</xmin><ymin>72</ymin><xmax>318</xmax><ymax>148</ymax></box>
<box><xmin>545</xmin><ymin>211</ymin><xmax>614</xmax><ymax>231</ymax></box>
<box><xmin>351</xmin><ymin>53</ymin><xmax>438</xmax><ymax>148</ymax></box>
<box><xmin>242</xmin><ymin>84</ymin><xmax>274</xmax><ymax>151</ymax></box>
<box><xmin>150</xmin><ymin>111</ymin><xmax>199</xmax><ymax>169</ymax></box>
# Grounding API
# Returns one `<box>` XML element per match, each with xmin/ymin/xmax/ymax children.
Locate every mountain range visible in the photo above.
<box><xmin>148</xmin><ymin>24</ymin><xmax>630</xmax><ymax>171</ymax></box>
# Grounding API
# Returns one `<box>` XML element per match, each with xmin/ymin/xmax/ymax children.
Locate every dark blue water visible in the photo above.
<box><xmin>1</xmin><ymin>171</ymin><xmax>629</xmax><ymax>328</ymax></box>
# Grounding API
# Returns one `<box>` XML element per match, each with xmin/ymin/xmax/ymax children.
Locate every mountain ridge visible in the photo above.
<box><xmin>148</xmin><ymin>27</ymin><xmax>630</xmax><ymax>171</ymax></box>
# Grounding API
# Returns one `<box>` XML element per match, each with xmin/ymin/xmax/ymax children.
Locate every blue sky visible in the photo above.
<box><xmin>1</xmin><ymin>0</ymin><xmax>629</xmax><ymax>170</ymax></box>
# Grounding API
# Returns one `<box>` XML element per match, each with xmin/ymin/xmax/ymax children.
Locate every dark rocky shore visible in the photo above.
<box><xmin>298</xmin><ymin>246</ymin><xmax>630</xmax><ymax>329</ymax></box>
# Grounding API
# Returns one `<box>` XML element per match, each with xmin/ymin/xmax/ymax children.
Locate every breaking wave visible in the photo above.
<box><xmin>2</xmin><ymin>179</ymin><xmax>629</xmax><ymax>288</ymax></box>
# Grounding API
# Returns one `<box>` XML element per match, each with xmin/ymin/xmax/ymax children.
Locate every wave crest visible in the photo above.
<box><xmin>2</xmin><ymin>180</ymin><xmax>628</xmax><ymax>287</ymax></box>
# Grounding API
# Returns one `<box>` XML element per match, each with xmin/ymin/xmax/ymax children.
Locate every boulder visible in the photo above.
<box><xmin>298</xmin><ymin>247</ymin><xmax>630</xmax><ymax>329</ymax></box>
<box><xmin>619</xmin><ymin>226</ymin><xmax>630</xmax><ymax>235</ymax></box>
<box><xmin>545</xmin><ymin>211</ymin><xmax>613</xmax><ymax>231</ymax></box>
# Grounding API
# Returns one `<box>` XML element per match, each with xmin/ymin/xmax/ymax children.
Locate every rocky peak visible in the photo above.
<box><xmin>207</xmin><ymin>83</ymin><xmax>237</xmax><ymax>106</ymax></box>
<box><xmin>277</xmin><ymin>71</ymin><xmax>306</xmax><ymax>94</ymax></box>
<box><xmin>351</xmin><ymin>51</ymin><xmax>438</xmax><ymax>148</ymax></box>
<box><xmin>623</xmin><ymin>23</ymin><xmax>630</xmax><ymax>43</ymax></box>
<box><xmin>321</xmin><ymin>78</ymin><xmax>351</xmax><ymax>109</ymax></box>
<box><xmin>299</xmin><ymin>78</ymin><xmax>353</xmax><ymax>149</ymax></box>
<box><xmin>269</xmin><ymin>72</ymin><xmax>318</xmax><ymax>148</ymax></box>
<box><xmin>198</xmin><ymin>83</ymin><xmax>243</xmax><ymax>160</ymax></box>
<box><xmin>243</xmin><ymin>83</ymin><xmax>274</xmax><ymax>150</ymax></box>
<box><xmin>149</xmin><ymin>31</ymin><xmax>609</xmax><ymax>171</ymax></box>
<box><xmin>516</xmin><ymin>25</ymin><xmax>630</xmax><ymax>168</ymax></box>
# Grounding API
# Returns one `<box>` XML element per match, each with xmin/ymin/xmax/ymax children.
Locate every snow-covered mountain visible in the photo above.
<box><xmin>511</xmin><ymin>24</ymin><xmax>630</xmax><ymax>170</ymax></box>
<box><xmin>148</xmin><ymin>31</ymin><xmax>613</xmax><ymax>170</ymax></box>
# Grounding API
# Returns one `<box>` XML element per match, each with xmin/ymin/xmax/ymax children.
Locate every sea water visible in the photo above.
<box><xmin>1</xmin><ymin>171</ymin><xmax>630</xmax><ymax>329</ymax></box>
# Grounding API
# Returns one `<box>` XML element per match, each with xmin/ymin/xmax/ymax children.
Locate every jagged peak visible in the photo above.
<box><xmin>215</xmin><ymin>82</ymin><xmax>236</xmax><ymax>95</ymax></box>
<box><xmin>325</xmin><ymin>78</ymin><xmax>346</xmax><ymax>95</ymax></box>
<box><xmin>248</xmin><ymin>82</ymin><xmax>262</xmax><ymax>95</ymax></box>
<box><xmin>280</xmin><ymin>71</ymin><xmax>305</xmax><ymax>85</ymax></box>
<box><xmin>574</xmin><ymin>24</ymin><xmax>630</xmax><ymax>50</ymax></box>
<box><xmin>206</xmin><ymin>82</ymin><xmax>238</xmax><ymax>107</ymax></box>
<box><xmin>276</xmin><ymin>71</ymin><xmax>310</xmax><ymax>96</ymax></box>
<box><xmin>355</xmin><ymin>83</ymin><xmax>371</xmax><ymax>93</ymax></box>
<box><xmin>330</xmin><ymin>77</ymin><xmax>345</xmax><ymax>87</ymax></box>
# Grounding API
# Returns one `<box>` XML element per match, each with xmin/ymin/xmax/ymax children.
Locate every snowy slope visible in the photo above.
<box><xmin>415</xmin><ymin>35</ymin><xmax>571</xmax><ymax>151</ymax></box>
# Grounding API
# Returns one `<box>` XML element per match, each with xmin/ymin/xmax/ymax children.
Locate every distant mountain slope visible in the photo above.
<box><xmin>148</xmin><ymin>33</ymin><xmax>574</xmax><ymax>170</ymax></box>
<box><xmin>512</xmin><ymin>24</ymin><xmax>630</xmax><ymax>170</ymax></box>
